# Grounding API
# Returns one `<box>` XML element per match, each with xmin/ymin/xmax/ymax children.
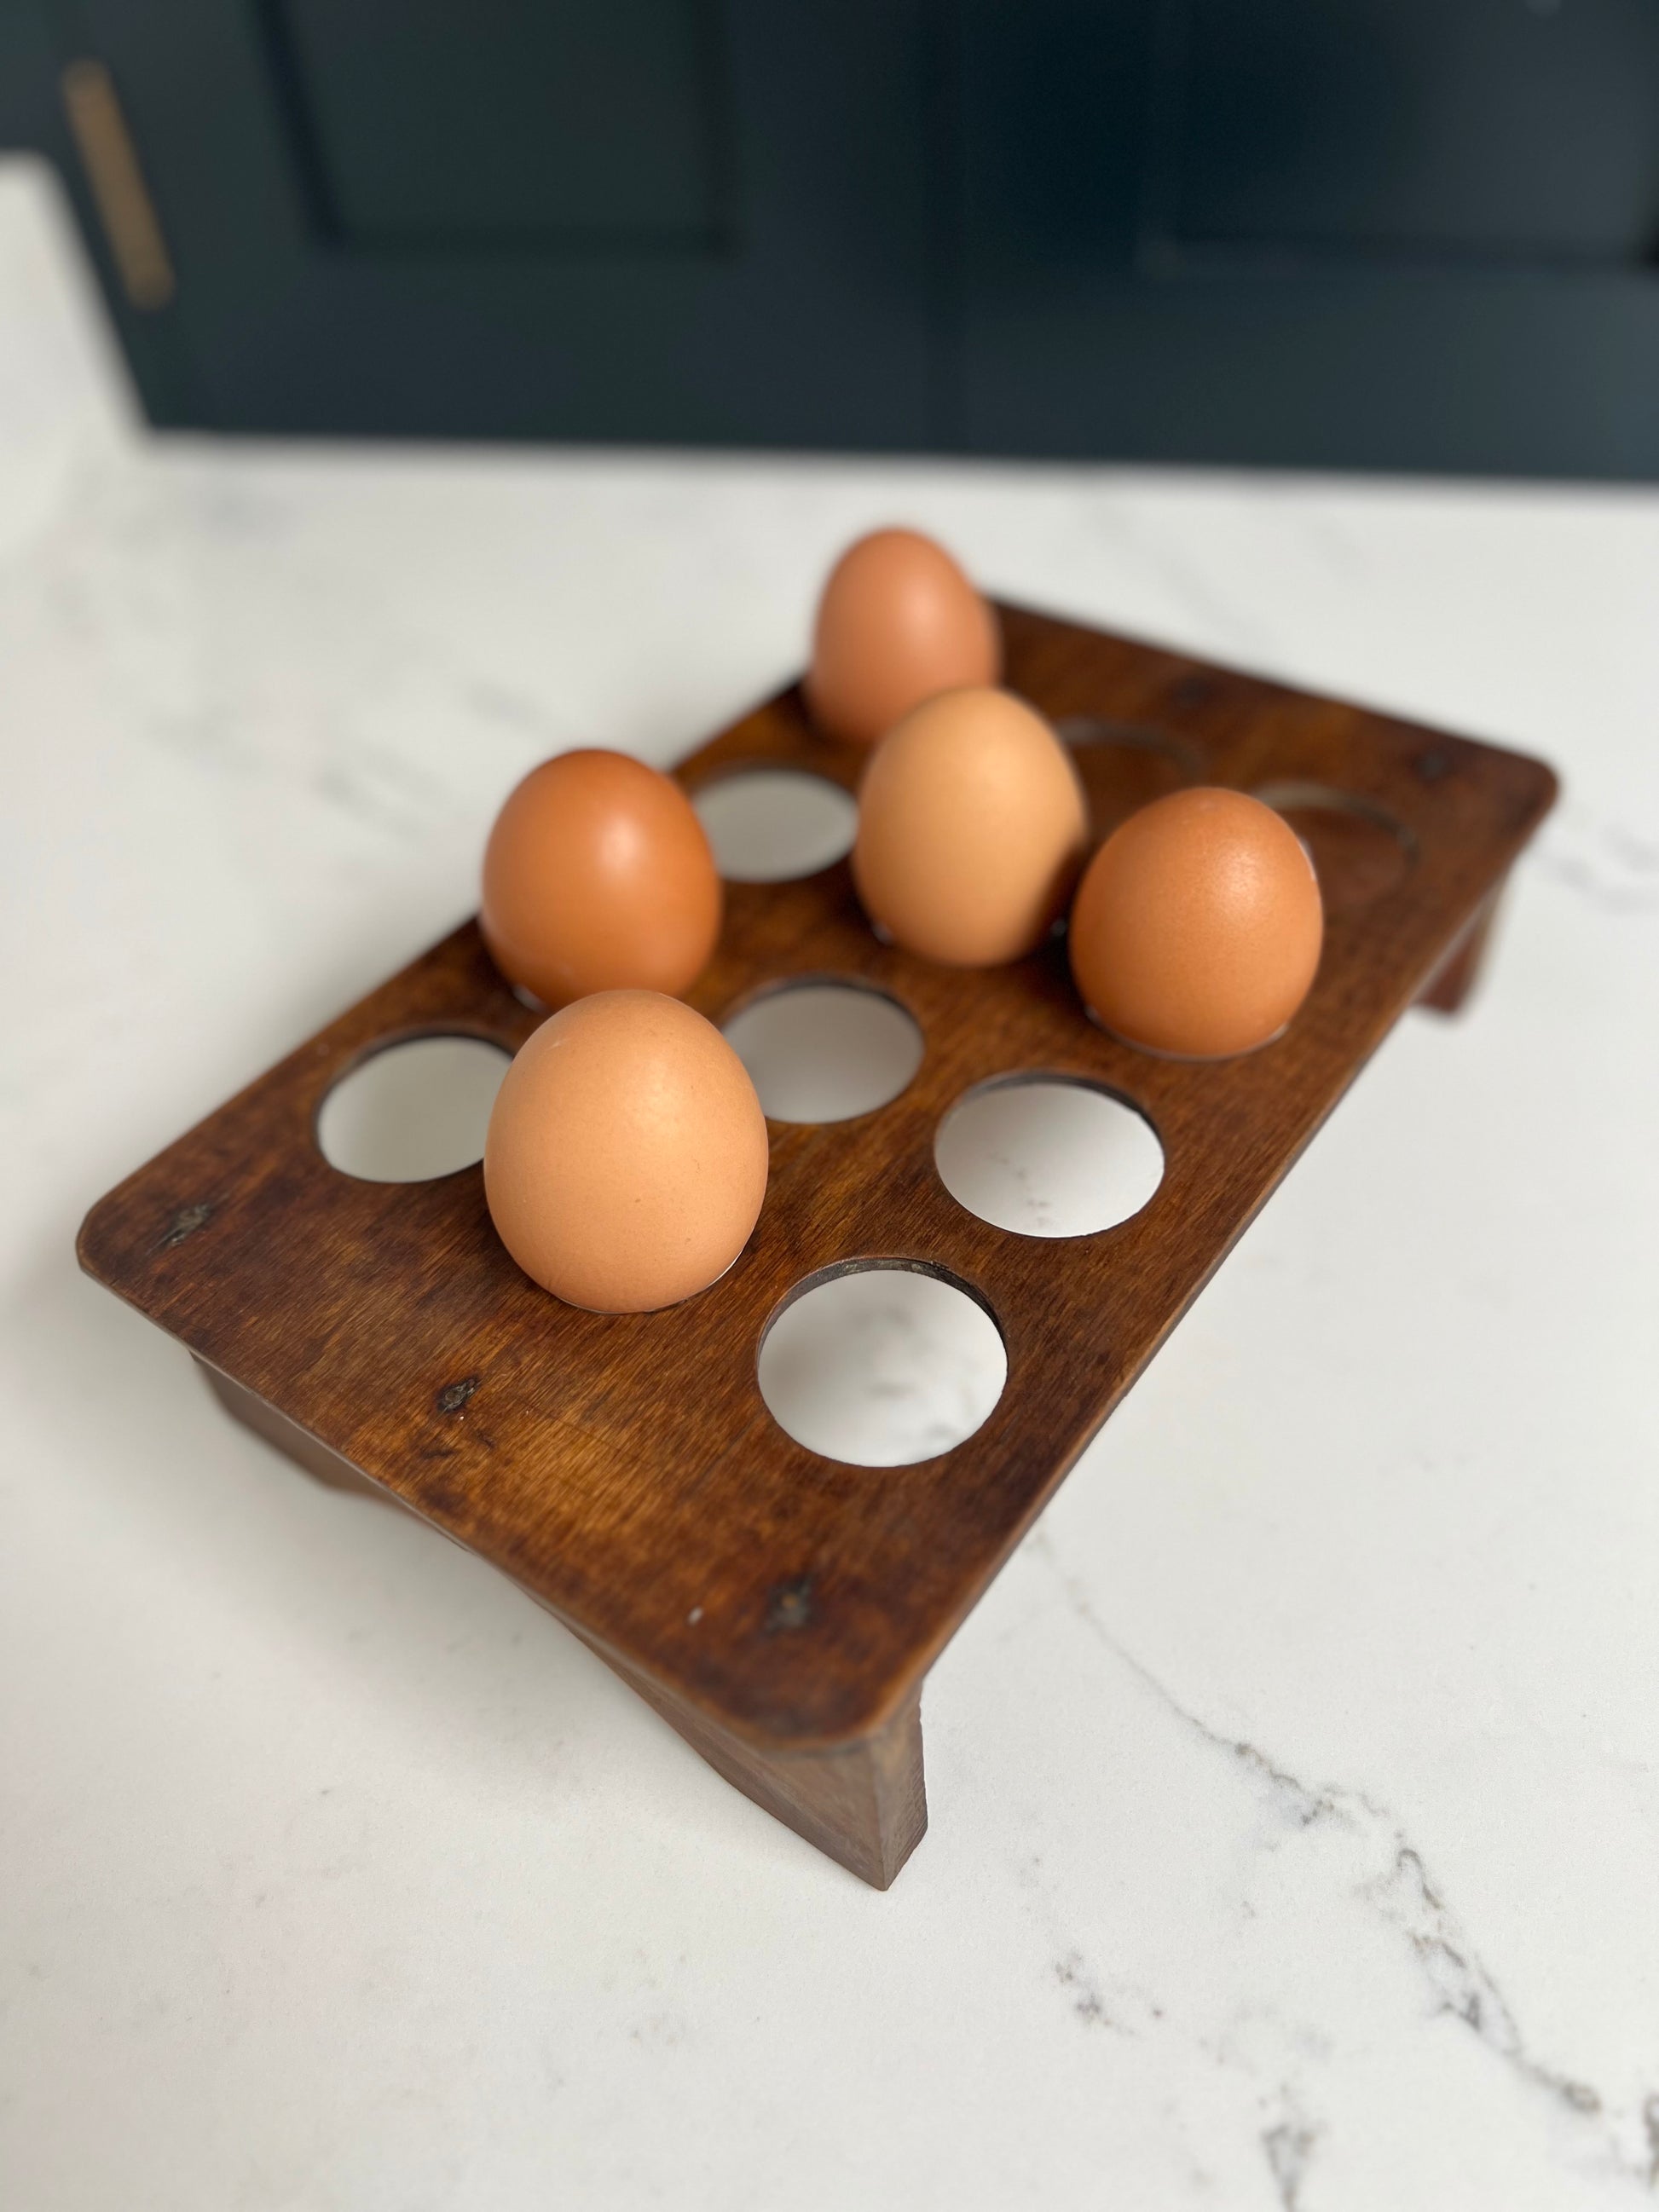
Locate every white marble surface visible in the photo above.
<box><xmin>3</xmin><ymin>153</ymin><xmax>1658</xmax><ymax>2210</ymax></box>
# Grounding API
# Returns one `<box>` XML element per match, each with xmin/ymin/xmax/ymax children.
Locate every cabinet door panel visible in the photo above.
<box><xmin>960</xmin><ymin>0</ymin><xmax>1659</xmax><ymax>476</ymax></box>
<box><xmin>1176</xmin><ymin>0</ymin><xmax>1659</xmax><ymax>261</ymax></box>
<box><xmin>274</xmin><ymin>0</ymin><xmax>722</xmax><ymax>248</ymax></box>
<box><xmin>63</xmin><ymin>0</ymin><xmax>938</xmax><ymax>445</ymax></box>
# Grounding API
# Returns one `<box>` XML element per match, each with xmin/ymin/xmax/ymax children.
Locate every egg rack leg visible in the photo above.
<box><xmin>195</xmin><ymin>1361</ymin><xmax>928</xmax><ymax>1890</ymax></box>
<box><xmin>569</xmin><ymin>1631</ymin><xmax>928</xmax><ymax>1891</ymax></box>
<box><xmin>198</xmin><ymin>1362</ymin><xmax>387</xmax><ymax>1499</ymax></box>
<box><xmin>1416</xmin><ymin>881</ymin><xmax>1506</xmax><ymax>1015</ymax></box>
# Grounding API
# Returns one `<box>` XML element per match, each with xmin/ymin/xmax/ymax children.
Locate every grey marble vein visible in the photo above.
<box><xmin>1026</xmin><ymin>1527</ymin><xmax>1659</xmax><ymax>2192</ymax></box>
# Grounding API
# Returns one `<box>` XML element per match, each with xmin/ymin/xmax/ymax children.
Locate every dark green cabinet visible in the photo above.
<box><xmin>958</xmin><ymin>0</ymin><xmax>1659</xmax><ymax>474</ymax></box>
<box><xmin>12</xmin><ymin>0</ymin><xmax>1659</xmax><ymax>472</ymax></box>
<box><xmin>24</xmin><ymin>0</ymin><xmax>942</xmax><ymax>445</ymax></box>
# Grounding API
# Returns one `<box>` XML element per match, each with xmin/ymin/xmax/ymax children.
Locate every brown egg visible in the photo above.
<box><xmin>1069</xmin><ymin>788</ymin><xmax>1324</xmax><ymax>1058</ymax></box>
<box><xmin>853</xmin><ymin>687</ymin><xmax>1089</xmax><ymax>965</ymax></box>
<box><xmin>805</xmin><ymin>528</ymin><xmax>1001</xmax><ymax>748</ymax></box>
<box><xmin>483</xmin><ymin>990</ymin><xmax>769</xmax><ymax>1313</ymax></box>
<box><xmin>481</xmin><ymin>749</ymin><xmax>721</xmax><ymax>1008</ymax></box>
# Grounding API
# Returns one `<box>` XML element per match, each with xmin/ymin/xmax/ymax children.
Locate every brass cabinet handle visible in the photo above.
<box><xmin>61</xmin><ymin>58</ymin><xmax>176</xmax><ymax>310</ymax></box>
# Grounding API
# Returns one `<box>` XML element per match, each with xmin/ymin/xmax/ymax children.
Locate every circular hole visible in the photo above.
<box><xmin>692</xmin><ymin>768</ymin><xmax>858</xmax><ymax>883</ymax></box>
<box><xmin>935</xmin><ymin>1077</ymin><xmax>1164</xmax><ymax>1238</ymax></box>
<box><xmin>316</xmin><ymin>1035</ymin><xmax>511</xmax><ymax>1183</ymax></box>
<box><xmin>1055</xmin><ymin>717</ymin><xmax>1203</xmax><ymax>838</ymax></box>
<box><xmin>757</xmin><ymin>1263</ymin><xmax>1007</xmax><ymax>1467</ymax></box>
<box><xmin>722</xmin><ymin>981</ymin><xmax>922</xmax><ymax>1123</ymax></box>
<box><xmin>1253</xmin><ymin>782</ymin><xmax>1417</xmax><ymax>915</ymax></box>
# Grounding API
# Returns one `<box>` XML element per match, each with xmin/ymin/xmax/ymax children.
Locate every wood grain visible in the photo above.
<box><xmin>79</xmin><ymin>605</ymin><xmax>1556</xmax><ymax>1879</ymax></box>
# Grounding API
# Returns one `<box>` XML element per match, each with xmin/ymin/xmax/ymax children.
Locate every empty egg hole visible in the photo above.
<box><xmin>691</xmin><ymin>767</ymin><xmax>857</xmax><ymax>883</ymax></box>
<box><xmin>935</xmin><ymin>1077</ymin><xmax>1164</xmax><ymax>1238</ymax></box>
<box><xmin>1253</xmin><ymin>782</ymin><xmax>1417</xmax><ymax>915</ymax></box>
<box><xmin>1056</xmin><ymin>716</ymin><xmax>1204</xmax><ymax>839</ymax></box>
<box><xmin>722</xmin><ymin>979</ymin><xmax>922</xmax><ymax>1123</ymax></box>
<box><xmin>757</xmin><ymin>1262</ymin><xmax>1007</xmax><ymax>1468</ymax></box>
<box><xmin>315</xmin><ymin>1034</ymin><xmax>511</xmax><ymax>1182</ymax></box>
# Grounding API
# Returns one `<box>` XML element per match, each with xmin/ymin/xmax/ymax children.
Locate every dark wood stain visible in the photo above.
<box><xmin>78</xmin><ymin>605</ymin><xmax>1557</xmax><ymax>1886</ymax></box>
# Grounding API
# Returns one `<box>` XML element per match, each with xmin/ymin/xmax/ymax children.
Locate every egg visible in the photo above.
<box><xmin>481</xmin><ymin>750</ymin><xmax>721</xmax><ymax>1008</ymax></box>
<box><xmin>483</xmin><ymin>990</ymin><xmax>769</xmax><ymax>1314</ymax></box>
<box><xmin>1069</xmin><ymin>788</ymin><xmax>1324</xmax><ymax>1058</ymax></box>
<box><xmin>805</xmin><ymin>528</ymin><xmax>1001</xmax><ymax>748</ymax></box>
<box><xmin>853</xmin><ymin>687</ymin><xmax>1089</xmax><ymax>965</ymax></box>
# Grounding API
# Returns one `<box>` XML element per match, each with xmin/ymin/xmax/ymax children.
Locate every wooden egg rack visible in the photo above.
<box><xmin>78</xmin><ymin>605</ymin><xmax>1557</xmax><ymax>1887</ymax></box>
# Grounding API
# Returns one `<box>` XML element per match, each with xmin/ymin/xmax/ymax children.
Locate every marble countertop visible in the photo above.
<box><xmin>4</xmin><ymin>154</ymin><xmax>1657</xmax><ymax>2210</ymax></box>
